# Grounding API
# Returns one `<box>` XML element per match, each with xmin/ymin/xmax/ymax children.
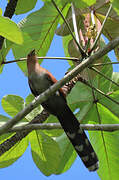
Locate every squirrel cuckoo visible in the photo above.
<box><xmin>27</xmin><ymin>50</ymin><xmax>99</xmax><ymax>171</ymax></box>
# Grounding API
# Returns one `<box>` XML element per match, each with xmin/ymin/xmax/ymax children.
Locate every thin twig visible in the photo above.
<box><xmin>90</xmin><ymin>67</ymin><xmax>119</xmax><ymax>88</ymax></box>
<box><xmin>0</xmin><ymin>36</ymin><xmax>119</xmax><ymax>135</ymax></box>
<box><xmin>79</xmin><ymin>77</ymin><xmax>119</xmax><ymax>106</ymax></box>
<box><xmin>90</xmin><ymin>4</ymin><xmax>112</xmax><ymax>53</ymax></box>
<box><xmin>0</xmin><ymin>122</ymin><xmax>118</xmax><ymax>132</ymax></box>
<box><xmin>51</xmin><ymin>0</ymin><xmax>86</xmax><ymax>58</ymax></box>
<box><xmin>92</xmin><ymin>61</ymin><xmax>119</xmax><ymax>67</ymax></box>
<box><xmin>1</xmin><ymin>56</ymin><xmax>80</xmax><ymax>65</ymax></box>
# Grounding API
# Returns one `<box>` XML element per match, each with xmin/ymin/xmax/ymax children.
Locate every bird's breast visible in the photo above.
<box><xmin>28</xmin><ymin>71</ymin><xmax>51</xmax><ymax>94</ymax></box>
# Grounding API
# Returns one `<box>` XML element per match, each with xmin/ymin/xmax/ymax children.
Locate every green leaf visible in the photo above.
<box><xmin>89</xmin><ymin>130</ymin><xmax>119</xmax><ymax>180</ymax></box>
<box><xmin>0</xmin><ymin>40</ymin><xmax>13</xmax><ymax>74</ymax></box>
<box><xmin>60</xmin><ymin>0</ymin><xmax>96</xmax><ymax>8</ymax></box>
<box><xmin>15</xmin><ymin>0</ymin><xmax>37</xmax><ymax>15</ymax></box>
<box><xmin>73</xmin><ymin>0</ymin><xmax>96</xmax><ymax>8</ymax></box>
<box><xmin>29</xmin><ymin>130</ymin><xmax>61</xmax><ymax>176</ymax></box>
<box><xmin>110</xmin><ymin>0</ymin><xmax>119</xmax><ymax>16</ymax></box>
<box><xmin>25</xmin><ymin>94</ymin><xmax>43</xmax><ymax>122</ymax></box>
<box><xmin>67</xmin><ymin>82</ymin><xmax>93</xmax><ymax>104</ymax></box>
<box><xmin>110</xmin><ymin>72</ymin><xmax>119</xmax><ymax>91</ymax></box>
<box><xmin>1</xmin><ymin>95</ymin><xmax>24</xmax><ymax>117</ymax></box>
<box><xmin>88</xmin><ymin>98</ymin><xmax>119</xmax><ymax>179</ymax></box>
<box><xmin>55</xmin><ymin>133</ymin><xmax>77</xmax><ymax>174</ymax></box>
<box><xmin>0</xmin><ymin>133</ymin><xmax>28</xmax><ymax>168</ymax></box>
<box><xmin>44</xmin><ymin>114</ymin><xmax>63</xmax><ymax>137</ymax></box>
<box><xmin>62</xmin><ymin>35</ymin><xmax>74</xmax><ymax>66</ymax></box>
<box><xmin>0</xmin><ymin>133</ymin><xmax>12</xmax><ymax>142</ymax></box>
<box><xmin>99</xmin><ymin>90</ymin><xmax>119</xmax><ymax>118</ymax></box>
<box><xmin>0</xmin><ymin>115</ymin><xmax>10</xmax><ymax>122</ymax></box>
<box><xmin>12</xmin><ymin>2</ymin><xmax>66</xmax><ymax>74</ymax></box>
<box><xmin>0</xmin><ymin>16</ymin><xmax>23</xmax><ymax>44</ymax></box>
<box><xmin>93</xmin><ymin>55</ymin><xmax>113</xmax><ymax>94</ymax></box>
<box><xmin>0</xmin><ymin>8</ymin><xmax>2</xmax><ymax>15</ymax></box>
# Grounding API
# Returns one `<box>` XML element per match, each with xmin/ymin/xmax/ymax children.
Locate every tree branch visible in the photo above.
<box><xmin>0</xmin><ymin>122</ymin><xmax>118</xmax><ymax>132</ymax></box>
<box><xmin>0</xmin><ymin>110</ymin><xmax>50</xmax><ymax>156</ymax></box>
<box><xmin>1</xmin><ymin>56</ymin><xmax>80</xmax><ymax>65</ymax></box>
<box><xmin>0</xmin><ymin>36</ymin><xmax>119</xmax><ymax>135</ymax></box>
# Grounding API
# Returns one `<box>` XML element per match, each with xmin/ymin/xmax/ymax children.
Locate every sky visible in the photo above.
<box><xmin>0</xmin><ymin>0</ymin><xmax>117</xmax><ymax>180</ymax></box>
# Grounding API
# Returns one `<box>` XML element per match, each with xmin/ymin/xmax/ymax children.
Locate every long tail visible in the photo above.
<box><xmin>57</xmin><ymin>105</ymin><xmax>99</xmax><ymax>171</ymax></box>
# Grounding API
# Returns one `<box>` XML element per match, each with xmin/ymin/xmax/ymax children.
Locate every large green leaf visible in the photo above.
<box><xmin>89</xmin><ymin>125</ymin><xmax>119</xmax><ymax>179</ymax></box>
<box><xmin>93</xmin><ymin>56</ymin><xmax>113</xmax><ymax>94</ymax></box>
<box><xmin>12</xmin><ymin>2</ymin><xmax>67</xmax><ymax>75</ymax></box>
<box><xmin>0</xmin><ymin>133</ymin><xmax>28</xmax><ymax>168</ymax></box>
<box><xmin>110</xmin><ymin>0</ymin><xmax>119</xmax><ymax>16</ymax></box>
<box><xmin>29</xmin><ymin>130</ymin><xmax>61</xmax><ymax>176</ymax></box>
<box><xmin>55</xmin><ymin>133</ymin><xmax>77</xmax><ymax>174</ymax></box>
<box><xmin>0</xmin><ymin>16</ymin><xmax>23</xmax><ymax>44</ymax></box>
<box><xmin>99</xmin><ymin>90</ymin><xmax>119</xmax><ymax>118</ymax></box>
<box><xmin>15</xmin><ymin>0</ymin><xmax>37</xmax><ymax>15</ymax></box>
<box><xmin>110</xmin><ymin>72</ymin><xmax>119</xmax><ymax>91</ymax></box>
<box><xmin>1</xmin><ymin>95</ymin><xmax>27</xmax><ymax>122</ymax></box>
<box><xmin>1</xmin><ymin>95</ymin><xmax>24</xmax><ymax>117</ymax></box>
<box><xmin>62</xmin><ymin>34</ymin><xmax>74</xmax><ymax>66</ymax></box>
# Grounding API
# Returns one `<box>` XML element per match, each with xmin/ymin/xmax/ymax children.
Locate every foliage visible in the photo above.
<box><xmin>0</xmin><ymin>0</ymin><xmax>119</xmax><ymax>179</ymax></box>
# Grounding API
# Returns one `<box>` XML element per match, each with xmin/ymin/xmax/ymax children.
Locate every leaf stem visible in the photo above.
<box><xmin>92</xmin><ymin>61</ymin><xmax>119</xmax><ymax>66</ymax></box>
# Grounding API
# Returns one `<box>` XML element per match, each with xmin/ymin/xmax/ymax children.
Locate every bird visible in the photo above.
<box><xmin>26</xmin><ymin>50</ymin><xmax>99</xmax><ymax>171</ymax></box>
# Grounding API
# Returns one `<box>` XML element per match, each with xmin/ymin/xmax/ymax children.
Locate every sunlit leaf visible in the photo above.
<box><xmin>110</xmin><ymin>0</ymin><xmax>119</xmax><ymax>16</ymax></box>
<box><xmin>12</xmin><ymin>2</ymin><xmax>67</xmax><ymax>75</ymax></box>
<box><xmin>0</xmin><ymin>16</ymin><xmax>23</xmax><ymax>44</ymax></box>
<box><xmin>0</xmin><ymin>134</ymin><xmax>28</xmax><ymax>168</ymax></box>
<box><xmin>55</xmin><ymin>133</ymin><xmax>77</xmax><ymax>174</ymax></box>
<box><xmin>29</xmin><ymin>130</ymin><xmax>61</xmax><ymax>176</ymax></box>
<box><xmin>1</xmin><ymin>95</ymin><xmax>24</xmax><ymax>117</ymax></box>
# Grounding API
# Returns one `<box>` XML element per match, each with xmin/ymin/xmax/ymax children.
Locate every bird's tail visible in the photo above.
<box><xmin>57</xmin><ymin>105</ymin><xmax>99</xmax><ymax>171</ymax></box>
